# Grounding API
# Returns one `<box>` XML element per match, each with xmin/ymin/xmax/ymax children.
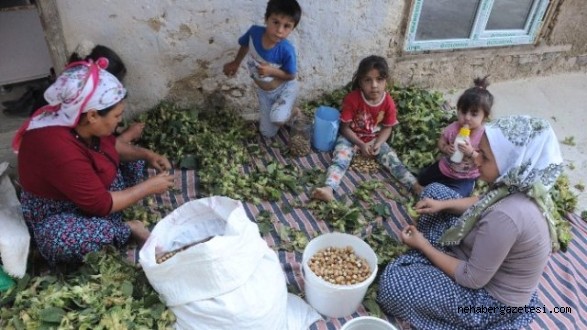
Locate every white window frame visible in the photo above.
<box><xmin>404</xmin><ymin>0</ymin><xmax>550</xmax><ymax>52</ymax></box>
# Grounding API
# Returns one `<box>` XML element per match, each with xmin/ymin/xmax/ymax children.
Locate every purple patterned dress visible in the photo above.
<box><xmin>21</xmin><ymin>161</ymin><xmax>145</xmax><ymax>265</ymax></box>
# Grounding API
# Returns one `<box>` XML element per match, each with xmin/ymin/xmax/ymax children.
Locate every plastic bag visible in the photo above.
<box><xmin>0</xmin><ymin>162</ymin><xmax>30</xmax><ymax>278</ymax></box>
<box><xmin>139</xmin><ymin>196</ymin><xmax>320</xmax><ymax>329</ymax></box>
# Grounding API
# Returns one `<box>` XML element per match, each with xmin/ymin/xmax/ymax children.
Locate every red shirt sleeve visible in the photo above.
<box><xmin>18</xmin><ymin>127</ymin><xmax>119</xmax><ymax>216</ymax></box>
<box><xmin>339</xmin><ymin>90</ymin><xmax>359</xmax><ymax>123</ymax></box>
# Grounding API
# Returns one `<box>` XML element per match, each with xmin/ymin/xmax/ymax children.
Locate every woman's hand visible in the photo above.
<box><xmin>147</xmin><ymin>152</ymin><xmax>172</xmax><ymax>172</ymax></box>
<box><xmin>145</xmin><ymin>171</ymin><xmax>175</xmax><ymax>195</ymax></box>
<box><xmin>400</xmin><ymin>225</ymin><xmax>428</xmax><ymax>250</ymax></box>
<box><xmin>415</xmin><ymin>197</ymin><xmax>445</xmax><ymax>214</ymax></box>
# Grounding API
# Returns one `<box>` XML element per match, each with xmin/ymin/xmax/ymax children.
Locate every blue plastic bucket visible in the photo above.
<box><xmin>312</xmin><ymin>106</ymin><xmax>340</xmax><ymax>152</ymax></box>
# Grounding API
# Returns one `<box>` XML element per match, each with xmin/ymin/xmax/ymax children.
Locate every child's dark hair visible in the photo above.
<box><xmin>456</xmin><ymin>76</ymin><xmax>493</xmax><ymax>120</ymax></box>
<box><xmin>69</xmin><ymin>45</ymin><xmax>127</xmax><ymax>81</ymax></box>
<box><xmin>351</xmin><ymin>55</ymin><xmax>390</xmax><ymax>90</ymax></box>
<box><xmin>265</xmin><ymin>0</ymin><xmax>302</xmax><ymax>27</ymax></box>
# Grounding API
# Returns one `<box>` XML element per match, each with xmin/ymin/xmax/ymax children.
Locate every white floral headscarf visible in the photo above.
<box><xmin>440</xmin><ymin>115</ymin><xmax>564</xmax><ymax>252</ymax></box>
<box><xmin>12</xmin><ymin>58</ymin><xmax>126</xmax><ymax>152</ymax></box>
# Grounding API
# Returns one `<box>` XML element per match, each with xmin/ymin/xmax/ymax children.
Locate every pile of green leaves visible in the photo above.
<box><xmin>0</xmin><ymin>249</ymin><xmax>174</xmax><ymax>330</ymax></box>
<box><xmin>138</xmin><ymin>102</ymin><xmax>304</xmax><ymax>204</ymax></box>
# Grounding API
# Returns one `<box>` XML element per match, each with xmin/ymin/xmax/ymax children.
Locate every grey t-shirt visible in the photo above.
<box><xmin>450</xmin><ymin>193</ymin><xmax>551</xmax><ymax>306</ymax></box>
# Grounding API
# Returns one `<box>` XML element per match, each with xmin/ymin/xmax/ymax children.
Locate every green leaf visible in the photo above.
<box><xmin>38</xmin><ymin>307</ymin><xmax>66</xmax><ymax>323</ymax></box>
<box><xmin>121</xmin><ymin>281</ymin><xmax>134</xmax><ymax>297</ymax></box>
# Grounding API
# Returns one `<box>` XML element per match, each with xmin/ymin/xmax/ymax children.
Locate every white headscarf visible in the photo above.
<box><xmin>440</xmin><ymin>115</ymin><xmax>564</xmax><ymax>252</ymax></box>
<box><xmin>12</xmin><ymin>58</ymin><xmax>126</xmax><ymax>152</ymax></box>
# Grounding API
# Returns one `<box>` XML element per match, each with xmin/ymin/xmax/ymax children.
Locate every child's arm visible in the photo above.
<box><xmin>371</xmin><ymin>126</ymin><xmax>392</xmax><ymax>155</ymax></box>
<box><xmin>438</xmin><ymin>134</ymin><xmax>454</xmax><ymax>155</ymax></box>
<box><xmin>223</xmin><ymin>45</ymin><xmax>249</xmax><ymax>76</ymax></box>
<box><xmin>257</xmin><ymin>63</ymin><xmax>295</xmax><ymax>81</ymax></box>
<box><xmin>340</xmin><ymin>123</ymin><xmax>370</xmax><ymax>156</ymax></box>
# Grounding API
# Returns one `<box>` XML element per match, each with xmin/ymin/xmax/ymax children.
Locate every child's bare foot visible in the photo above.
<box><xmin>312</xmin><ymin>186</ymin><xmax>334</xmax><ymax>202</ymax></box>
<box><xmin>127</xmin><ymin>220</ymin><xmax>150</xmax><ymax>247</ymax></box>
<box><xmin>118</xmin><ymin>122</ymin><xmax>145</xmax><ymax>144</ymax></box>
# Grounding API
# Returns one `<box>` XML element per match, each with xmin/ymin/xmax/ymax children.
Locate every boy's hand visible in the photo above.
<box><xmin>257</xmin><ymin>63</ymin><xmax>273</xmax><ymax>78</ymax></box>
<box><xmin>223</xmin><ymin>62</ymin><xmax>239</xmax><ymax>76</ymax></box>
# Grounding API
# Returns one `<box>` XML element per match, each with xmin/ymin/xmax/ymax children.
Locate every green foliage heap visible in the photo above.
<box><xmin>0</xmin><ymin>249</ymin><xmax>174</xmax><ymax>330</ymax></box>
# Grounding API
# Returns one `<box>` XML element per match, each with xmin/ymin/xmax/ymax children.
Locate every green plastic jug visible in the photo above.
<box><xmin>0</xmin><ymin>265</ymin><xmax>15</xmax><ymax>292</ymax></box>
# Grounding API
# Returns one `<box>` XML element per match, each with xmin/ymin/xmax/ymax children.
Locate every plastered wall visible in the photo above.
<box><xmin>55</xmin><ymin>0</ymin><xmax>587</xmax><ymax>117</ymax></box>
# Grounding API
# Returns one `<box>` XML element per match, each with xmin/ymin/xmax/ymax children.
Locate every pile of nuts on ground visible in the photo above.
<box><xmin>289</xmin><ymin>134</ymin><xmax>312</xmax><ymax>156</ymax></box>
<box><xmin>307</xmin><ymin>246</ymin><xmax>371</xmax><ymax>285</ymax></box>
<box><xmin>350</xmin><ymin>154</ymin><xmax>380</xmax><ymax>173</ymax></box>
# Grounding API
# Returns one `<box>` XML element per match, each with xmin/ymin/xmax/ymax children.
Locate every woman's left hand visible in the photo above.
<box><xmin>400</xmin><ymin>225</ymin><xmax>427</xmax><ymax>250</ymax></box>
<box><xmin>147</xmin><ymin>152</ymin><xmax>172</xmax><ymax>172</ymax></box>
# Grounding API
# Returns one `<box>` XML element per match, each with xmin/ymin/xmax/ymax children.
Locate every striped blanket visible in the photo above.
<box><xmin>142</xmin><ymin>128</ymin><xmax>587</xmax><ymax>330</ymax></box>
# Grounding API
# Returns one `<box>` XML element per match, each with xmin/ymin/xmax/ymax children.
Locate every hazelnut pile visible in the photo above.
<box><xmin>307</xmin><ymin>246</ymin><xmax>371</xmax><ymax>285</ymax></box>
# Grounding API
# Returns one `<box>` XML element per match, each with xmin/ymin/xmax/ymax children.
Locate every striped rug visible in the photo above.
<box><xmin>142</xmin><ymin>127</ymin><xmax>587</xmax><ymax>330</ymax></box>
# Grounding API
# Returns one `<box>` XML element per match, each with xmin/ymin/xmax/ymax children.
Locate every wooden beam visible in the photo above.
<box><xmin>35</xmin><ymin>0</ymin><xmax>67</xmax><ymax>75</ymax></box>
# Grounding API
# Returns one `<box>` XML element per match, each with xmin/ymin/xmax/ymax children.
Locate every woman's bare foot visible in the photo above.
<box><xmin>312</xmin><ymin>186</ymin><xmax>334</xmax><ymax>202</ymax></box>
<box><xmin>127</xmin><ymin>220</ymin><xmax>150</xmax><ymax>247</ymax></box>
<box><xmin>118</xmin><ymin>122</ymin><xmax>145</xmax><ymax>144</ymax></box>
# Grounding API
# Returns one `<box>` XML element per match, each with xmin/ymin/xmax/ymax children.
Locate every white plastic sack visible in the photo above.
<box><xmin>0</xmin><ymin>162</ymin><xmax>30</xmax><ymax>278</ymax></box>
<box><xmin>140</xmin><ymin>196</ymin><xmax>320</xmax><ymax>330</ymax></box>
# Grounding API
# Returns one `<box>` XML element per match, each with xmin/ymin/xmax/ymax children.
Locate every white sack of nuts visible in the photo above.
<box><xmin>139</xmin><ymin>196</ymin><xmax>320</xmax><ymax>330</ymax></box>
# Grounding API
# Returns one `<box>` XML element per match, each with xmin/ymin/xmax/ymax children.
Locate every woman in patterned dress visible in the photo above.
<box><xmin>377</xmin><ymin>115</ymin><xmax>564</xmax><ymax>329</ymax></box>
<box><xmin>13</xmin><ymin>59</ymin><xmax>175</xmax><ymax>266</ymax></box>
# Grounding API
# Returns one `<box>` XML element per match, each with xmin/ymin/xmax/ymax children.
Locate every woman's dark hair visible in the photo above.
<box><xmin>265</xmin><ymin>0</ymin><xmax>302</xmax><ymax>27</ymax></box>
<box><xmin>351</xmin><ymin>55</ymin><xmax>390</xmax><ymax>90</ymax></box>
<box><xmin>456</xmin><ymin>76</ymin><xmax>493</xmax><ymax>120</ymax></box>
<box><xmin>69</xmin><ymin>45</ymin><xmax>127</xmax><ymax>81</ymax></box>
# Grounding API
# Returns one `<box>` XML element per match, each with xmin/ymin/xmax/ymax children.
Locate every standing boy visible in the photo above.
<box><xmin>223</xmin><ymin>0</ymin><xmax>302</xmax><ymax>138</ymax></box>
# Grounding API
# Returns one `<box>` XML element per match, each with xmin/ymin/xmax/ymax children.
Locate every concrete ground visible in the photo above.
<box><xmin>2</xmin><ymin>72</ymin><xmax>587</xmax><ymax>213</ymax></box>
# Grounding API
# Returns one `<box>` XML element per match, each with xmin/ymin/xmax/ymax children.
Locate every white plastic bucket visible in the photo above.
<box><xmin>312</xmin><ymin>106</ymin><xmax>340</xmax><ymax>152</ymax></box>
<box><xmin>340</xmin><ymin>316</ymin><xmax>398</xmax><ymax>330</ymax></box>
<box><xmin>302</xmin><ymin>233</ymin><xmax>378</xmax><ymax>318</ymax></box>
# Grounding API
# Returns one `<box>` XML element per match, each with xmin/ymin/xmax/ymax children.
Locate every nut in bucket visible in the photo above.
<box><xmin>302</xmin><ymin>233</ymin><xmax>378</xmax><ymax>318</ymax></box>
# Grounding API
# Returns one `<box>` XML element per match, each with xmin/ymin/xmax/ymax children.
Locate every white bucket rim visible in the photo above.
<box><xmin>340</xmin><ymin>316</ymin><xmax>398</xmax><ymax>330</ymax></box>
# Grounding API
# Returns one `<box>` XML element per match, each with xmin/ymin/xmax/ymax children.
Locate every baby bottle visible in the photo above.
<box><xmin>450</xmin><ymin>125</ymin><xmax>471</xmax><ymax>163</ymax></box>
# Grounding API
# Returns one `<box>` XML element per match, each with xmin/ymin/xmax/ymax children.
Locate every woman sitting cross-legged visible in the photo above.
<box><xmin>13</xmin><ymin>58</ymin><xmax>175</xmax><ymax>267</ymax></box>
<box><xmin>377</xmin><ymin>115</ymin><xmax>564</xmax><ymax>329</ymax></box>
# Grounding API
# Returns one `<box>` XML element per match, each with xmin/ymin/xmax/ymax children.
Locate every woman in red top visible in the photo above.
<box><xmin>14</xmin><ymin>59</ymin><xmax>174</xmax><ymax>266</ymax></box>
<box><xmin>312</xmin><ymin>55</ymin><xmax>422</xmax><ymax>202</ymax></box>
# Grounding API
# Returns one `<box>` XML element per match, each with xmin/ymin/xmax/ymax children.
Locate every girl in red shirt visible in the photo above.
<box><xmin>312</xmin><ymin>55</ymin><xmax>422</xmax><ymax>202</ymax></box>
